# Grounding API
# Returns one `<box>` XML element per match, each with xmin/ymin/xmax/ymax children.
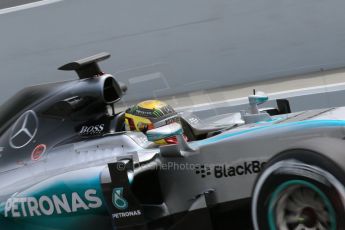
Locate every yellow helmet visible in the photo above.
<box><xmin>125</xmin><ymin>100</ymin><xmax>180</xmax><ymax>145</ymax></box>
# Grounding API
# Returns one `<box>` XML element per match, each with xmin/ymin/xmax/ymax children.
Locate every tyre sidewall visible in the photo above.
<box><xmin>253</xmin><ymin>149</ymin><xmax>345</xmax><ymax>230</ymax></box>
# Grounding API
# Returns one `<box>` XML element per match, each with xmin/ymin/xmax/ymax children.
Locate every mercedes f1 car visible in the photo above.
<box><xmin>1</xmin><ymin>53</ymin><xmax>345</xmax><ymax>230</ymax></box>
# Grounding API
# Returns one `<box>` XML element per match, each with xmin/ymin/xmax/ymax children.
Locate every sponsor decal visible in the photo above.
<box><xmin>112</xmin><ymin>210</ymin><xmax>142</xmax><ymax>219</ymax></box>
<box><xmin>195</xmin><ymin>161</ymin><xmax>266</xmax><ymax>179</ymax></box>
<box><xmin>31</xmin><ymin>144</ymin><xmax>46</xmax><ymax>161</ymax></box>
<box><xmin>79</xmin><ymin>124</ymin><xmax>105</xmax><ymax>136</ymax></box>
<box><xmin>4</xmin><ymin>189</ymin><xmax>102</xmax><ymax>218</ymax></box>
<box><xmin>112</xmin><ymin>187</ymin><xmax>128</xmax><ymax>210</ymax></box>
<box><xmin>9</xmin><ymin>110</ymin><xmax>39</xmax><ymax>149</ymax></box>
<box><xmin>111</xmin><ymin>187</ymin><xmax>142</xmax><ymax>220</ymax></box>
<box><xmin>188</xmin><ymin>116</ymin><xmax>200</xmax><ymax>125</ymax></box>
<box><xmin>195</xmin><ymin>165</ymin><xmax>212</xmax><ymax>178</ymax></box>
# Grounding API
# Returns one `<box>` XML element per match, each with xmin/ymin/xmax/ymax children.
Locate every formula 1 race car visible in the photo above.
<box><xmin>1</xmin><ymin>53</ymin><xmax>345</xmax><ymax>230</ymax></box>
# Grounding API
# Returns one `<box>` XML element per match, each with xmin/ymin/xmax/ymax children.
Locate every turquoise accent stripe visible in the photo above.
<box><xmin>194</xmin><ymin>119</ymin><xmax>345</xmax><ymax>146</ymax></box>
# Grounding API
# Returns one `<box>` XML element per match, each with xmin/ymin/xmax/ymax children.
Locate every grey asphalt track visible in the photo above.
<box><xmin>0</xmin><ymin>0</ymin><xmax>41</xmax><ymax>9</ymax></box>
<box><xmin>1</xmin><ymin>0</ymin><xmax>345</xmax><ymax>104</ymax></box>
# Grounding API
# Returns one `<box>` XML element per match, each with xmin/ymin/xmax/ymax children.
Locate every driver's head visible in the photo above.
<box><xmin>125</xmin><ymin>100</ymin><xmax>181</xmax><ymax>145</ymax></box>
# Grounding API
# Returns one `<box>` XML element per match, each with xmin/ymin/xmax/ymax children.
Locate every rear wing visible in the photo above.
<box><xmin>58</xmin><ymin>52</ymin><xmax>111</xmax><ymax>79</ymax></box>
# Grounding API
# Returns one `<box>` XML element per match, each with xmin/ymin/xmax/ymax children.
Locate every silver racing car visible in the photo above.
<box><xmin>1</xmin><ymin>53</ymin><xmax>345</xmax><ymax>230</ymax></box>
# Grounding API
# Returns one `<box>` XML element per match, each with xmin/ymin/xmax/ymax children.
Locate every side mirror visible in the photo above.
<box><xmin>248</xmin><ymin>92</ymin><xmax>268</xmax><ymax>106</ymax></box>
<box><xmin>146</xmin><ymin>123</ymin><xmax>183</xmax><ymax>142</ymax></box>
<box><xmin>247</xmin><ymin>91</ymin><xmax>268</xmax><ymax>115</ymax></box>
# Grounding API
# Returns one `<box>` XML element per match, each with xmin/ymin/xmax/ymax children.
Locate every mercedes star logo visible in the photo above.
<box><xmin>9</xmin><ymin>110</ymin><xmax>39</xmax><ymax>149</ymax></box>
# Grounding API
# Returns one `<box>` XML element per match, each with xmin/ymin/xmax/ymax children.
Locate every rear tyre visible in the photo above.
<box><xmin>252</xmin><ymin>150</ymin><xmax>345</xmax><ymax>230</ymax></box>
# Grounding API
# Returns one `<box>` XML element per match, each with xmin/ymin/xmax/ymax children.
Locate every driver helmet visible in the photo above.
<box><xmin>125</xmin><ymin>100</ymin><xmax>181</xmax><ymax>145</ymax></box>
